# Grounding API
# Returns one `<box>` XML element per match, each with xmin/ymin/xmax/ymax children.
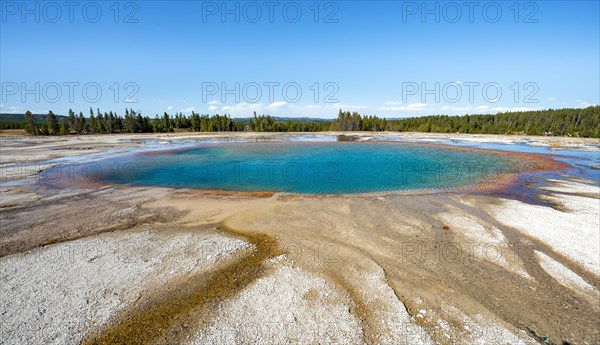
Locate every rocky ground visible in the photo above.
<box><xmin>0</xmin><ymin>132</ymin><xmax>598</xmax><ymax>344</ymax></box>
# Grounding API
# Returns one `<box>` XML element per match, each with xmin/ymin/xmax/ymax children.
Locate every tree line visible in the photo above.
<box><xmin>15</xmin><ymin>109</ymin><xmax>330</xmax><ymax>135</ymax></box>
<box><xmin>4</xmin><ymin>106</ymin><xmax>598</xmax><ymax>138</ymax></box>
<box><xmin>330</xmin><ymin>107</ymin><xmax>599</xmax><ymax>137</ymax></box>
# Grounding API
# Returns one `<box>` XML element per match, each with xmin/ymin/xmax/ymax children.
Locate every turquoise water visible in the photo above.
<box><xmin>45</xmin><ymin>142</ymin><xmax>524</xmax><ymax>194</ymax></box>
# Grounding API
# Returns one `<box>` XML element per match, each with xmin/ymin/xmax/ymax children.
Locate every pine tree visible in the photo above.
<box><xmin>89</xmin><ymin>114</ymin><xmax>96</xmax><ymax>133</ymax></box>
<box><xmin>94</xmin><ymin>114</ymin><xmax>105</xmax><ymax>133</ymax></box>
<box><xmin>190</xmin><ymin>112</ymin><xmax>200</xmax><ymax>131</ymax></box>
<box><xmin>152</xmin><ymin>115</ymin><xmax>160</xmax><ymax>133</ymax></box>
<box><xmin>67</xmin><ymin>109</ymin><xmax>76</xmax><ymax>134</ymax></box>
<box><xmin>103</xmin><ymin>112</ymin><xmax>111</xmax><ymax>133</ymax></box>
<box><xmin>24</xmin><ymin>111</ymin><xmax>35</xmax><ymax>135</ymax></box>
<box><xmin>78</xmin><ymin>112</ymin><xmax>86</xmax><ymax>134</ymax></box>
<box><xmin>162</xmin><ymin>112</ymin><xmax>171</xmax><ymax>132</ymax></box>
<box><xmin>59</xmin><ymin>122</ymin><xmax>68</xmax><ymax>135</ymax></box>
<box><xmin>136</xmin><ymin>114</ymin><xmax>145</xmax><ymax>132</ymax></box>
<box><xmin>108</xmin><ymin>111</ymin><xmax>115</xmax><ymax>133</ymax></box>
<box><xmin>47</xmin><ymin>111</ymin><xmax>59</xmax><ymax>135</ymax></box>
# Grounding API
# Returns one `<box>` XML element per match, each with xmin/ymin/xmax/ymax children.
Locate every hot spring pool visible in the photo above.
<box><xmin>41</xmin><ymin>142</ymin><xmax>548</xmax><ymax>194</ymax></box>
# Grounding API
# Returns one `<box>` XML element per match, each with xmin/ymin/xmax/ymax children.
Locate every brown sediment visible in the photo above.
<box><xmin>0</xmin><ymin>185</ymin><xmax>192</xmax><ymax>258</ymax></box>
<box><xmin>326</xmin><ymin>272</ymin><xmax>372</xmax><ymax>344</ymax></box>
<box><xmin>432</xmin><ymin>196</ymin><xmax>600</xmax><ymax>343</ymax></box>
<box><xmin>168</xmin><ymin>189</ymin><xmax>274</xmax><ymax>198</ymax></box>
<box><xmin>82</xmin><ymin>223</ymin><xmax>282</xmax><ymax>345</ymax></box>
<box><xmin>217</xmin><ymin>189</ymin><xmax>600</xmax><ymax>344</ymax></box>
<box><xmin>2</xmin><ymin>167</ymin><xmax>598</xmax><ymax>343</ymax></box>
<box><xmin>535</xmin><ymin>193</ymin><xmax>571</xmax><ymax>212</ymax></box>
<box><xmin>553</xmin><ymin>191</ymin><xmax>600</xmax><ymax>199</ymax></box>
<box><xmin>114</xmin><ymin>185</ymin><xmax>275</xmax><ymax>198</ymax></box>
<box><xmin>36</xmin><ymin>171</ymin><xmax>109</xmax><ymax>190</ymax></box>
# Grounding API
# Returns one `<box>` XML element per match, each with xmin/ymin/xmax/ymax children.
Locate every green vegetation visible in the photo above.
<box><xmin>1</xmin><ymin>106</ymin><xmax>598</xmax><ymax>138</ymax></box>
<box><xmin>331</xmin><ymin>107</ymin><xmax>599</xmax><ymax>137</ymax></box>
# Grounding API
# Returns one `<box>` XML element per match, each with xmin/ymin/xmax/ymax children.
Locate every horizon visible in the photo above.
<box><xmin>1</xmin><ymin>104</ymin><xmax>599</xmax><ymax>121</ymax></box>
<box><xmin>2</xmin><ymin>1</ymin><xmax>599</xmax><ymax>118</ymax></box>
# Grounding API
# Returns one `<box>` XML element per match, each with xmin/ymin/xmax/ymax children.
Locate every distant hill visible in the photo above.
<box><xmin>233</xmin><ymin>116</ymin><xmax>330</xmax><ymax>124</ymax></box>
<box><xmin>0</xmin><ymin>113</ymin><xmax>68</xmax><ymax>123</ymax></box>
<box><xmin>0</xmin><ymin>114</ymin><xmax>328</xmax><ymax>124</ymax></box>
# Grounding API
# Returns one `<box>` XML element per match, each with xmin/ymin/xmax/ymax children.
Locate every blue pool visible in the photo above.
<box><xmin>41</xmin><ymin>142</ymin><xmax>540</xmax><ymax>194</ymax></box>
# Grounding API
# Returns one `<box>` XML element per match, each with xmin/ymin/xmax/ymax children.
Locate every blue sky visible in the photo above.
<box><xmin>1</xmin><ymin>0</ymin><xmax>598</xmax><ymax>118</ymax></box>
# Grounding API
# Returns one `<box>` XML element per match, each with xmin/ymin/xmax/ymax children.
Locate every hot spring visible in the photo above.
<box><xmin>41</xmin><ymin>142</ymin><xmax>546</xmax><ymax>194</ymax></box>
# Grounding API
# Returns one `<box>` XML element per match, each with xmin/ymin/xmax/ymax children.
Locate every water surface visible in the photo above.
<box><xmin>48</xmin><ymin>142</ymin><xmax>529</xmax><ymax>194</ymax></box>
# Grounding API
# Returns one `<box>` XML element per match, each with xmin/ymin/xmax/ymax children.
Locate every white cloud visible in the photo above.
<box><xmin>305</xmin><ymin>103</ymin><xmax>367</xmax><ymax>110</ymax></box>
<box><xmin>302</xmin><ymin>103</ymin><xmax>367</xmax><ymax>112</ymax></box>
<box><xmin>331</xmin><ymin>103</ymin><xmax>367</xmax><ymax>110</ymax></box>
<box><xmin>576</xmin><ymin>100</ymin><xmax>594</xmax><ymax>107</ymax></box>
<box><xmin>208</xmin><ymin>105</ymin><xmax>218</xmax><ymax>111</ymax></box>
<box><xmin>378</xmin><ymin>102</ymin><xmax>429</xmax><ymax>112</ymax></box>
<box><xmin>215</xmin><ymin>101</ymin><xmax>354</xmax><ymax>118</ymax></box>
<box><xmin>384</xmin><ymin>101</ymin><xmax>404</xmax><ymax>106</ymax></box>
<box><xmin>208</xmin><ymin>100</ymin><xmax>220</xmax><ymax>105</ymax></box>
<box><xmin>5</xmin><ymin>106</ymin><xmax>22</xmax><ymax>114</ymax></box>
<box><xmin>167</xmin><ymin>106</ymin><xmax>174</xmax><ymax>111</ymax></box>
<box><xmin>180</xmin><ymin>107</ymin><xmax>195</xmax><ymax>113</ymax></box>
<box><xmin>546</xmin><ymin>97</ymin><xmax>556</xmax><ymax>101</ymax></box>
<box><xmin>505</xmin><ymin>107</ymin><xmax>543</xmax><ymax>112</ymax></box>
<box><xmin>220</xmin><ymin>102</ymin><xmax>265</xmax><ymax>115</ymax></box>
<box><xmin>439</xmin><ymin>105</ymin><xmax>543</xmax><ymax>114</ymax></box>
<box><xmin>267</xmin><ymin>101</ymin><xmax>288</xmax><ymax>108</ymax></box>
<box><xmin>440</xmin><ymin>105</ymin><xmax>471</xmax><ymax>112</ymax></box>
<box><xmin>478</xmin><ymin>105</ymin><xmax>541</xmax><ymax>113</ymax></box>
<box><xmin>4</xmin><ymin>106</ymin><xmax>49</xmax><ymax>114</ymax></box>
<box><xmin>210</xmin><ymin>102</ymin><xmax>366</xmax><ymax>117</ymax></box>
